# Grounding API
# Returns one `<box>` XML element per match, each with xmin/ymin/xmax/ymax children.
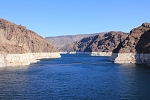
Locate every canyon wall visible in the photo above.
<box><xmin>110</xmin><ymin>23</ymin><xmax>150</xmax><ymax>65</ymax></box>
<box><xmin>60</xmin><ymin>31</ymin><xmax>128</xmax><ymax>56</ymax></box>
<box><xmin>0</xmin><ymin>18</ymin><xmax>60</xmax><ymax>67</ymax></box>
<box><xmin>45</xmin><ymin>33</ymin><xmax>100</xmax><ymax>50</ymax></box>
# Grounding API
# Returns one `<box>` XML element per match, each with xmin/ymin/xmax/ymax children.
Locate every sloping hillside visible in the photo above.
<box><xmin>45</xmin><ymin>33</ymin><xmax>101</xmax><ymax>50</ymax></box>
<box><xmin>60</xmin><ymin>31</ymin><xmax>128</xmax><ymax>52</ymax></box>
<box><xmin>0</xmin><ymin>18</ymin><xmax>57</xmax><ymax>54</ymax></box>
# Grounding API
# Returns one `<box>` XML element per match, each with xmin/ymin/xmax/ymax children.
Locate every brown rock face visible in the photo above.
<box><xmin>113</xmin><ymin>23</ymin><xmax>150</xmax><ymax>53</ymax></box>
<box><xmin>0</xmin><ymin>18</ymin><xmax>57</xmax><ymax>54</ymax></box>
<box><xmin>60</xmin><ymin>36</ymin><xmax>94</xmax><ymax>52</ymax></box>
<box><xmin>60</xmin><ymin>31</ymin><xmax>128</xmax><ymax>52</ymax></box>
<box><xmin>85</xmin><ymin>32</ymin><xmax>128</xmax><ymax>52</ymax></box>
<box><xmin>45</xmin><ymin>33</ymin><xmax>100</xmax><ymax>50</ymax></box>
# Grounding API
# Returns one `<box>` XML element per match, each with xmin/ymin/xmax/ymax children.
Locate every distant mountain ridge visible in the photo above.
<box><xmin>60</xmin><ymin>31</ymin><xmax>128</xmax><ymax>52</ymax></box>
<box><xmin>45</xmin><ymin>33</ymin><xmax>103</xmax><ymax>50</ymax></box>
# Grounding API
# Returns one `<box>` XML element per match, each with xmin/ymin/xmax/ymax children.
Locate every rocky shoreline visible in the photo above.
<box><xmin>59</xmin><ymin>51</ymin><xmax>112</xmax><ymax>56</ymax></box>
<box><xmin>0</xmin><ymin>52</ymin><xmax>61</xmax><ymax>67</ymax></box>
<box><xmin>110</xmin><ymin>53</ymin><xmax>150</xmax><ymax>65</ymax></box>
<box><xmin>0</xmin><ymin>19</ymin><xmax>61</xmax><ymax>67</ymax></box>
<box><xmin>56</xmin><ymin>22</ymin><xmax>150</xmax><ymax>66</ymax></box>
<box><xmin>110</xmin><ymin>22</ymin><xmax>150</xmax><ymax>66</ymax></box>
<box><xmin>90</xmin><ymin>52</ymin><xmax>112</xmax><ymax>56</ymax></box>
<box><xmin>59</xmin><ymin>52</ymin><xmax>91</xmax><ymax>55</ymax></box>
<box><xmin>1</xmin><ymin>18</ymin><xmax>150</xmax><ymax>66</ymax></box>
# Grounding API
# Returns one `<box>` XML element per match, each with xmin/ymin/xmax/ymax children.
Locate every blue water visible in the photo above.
<box><xmin>0</xmin><ymin>54</ymin><xmax>150</xmax><ymax>100</ymax></box>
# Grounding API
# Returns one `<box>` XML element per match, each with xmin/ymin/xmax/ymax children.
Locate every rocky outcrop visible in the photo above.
<box><xmin>0</xmin><ymin>18</ymin><xmax>60</xmax><ymax>67</ymax></box>
<box><xmin>45</xmin><ymin>33</ymin><xmax>100</xmax><ymax>50</ymax></box>
<box><xmin>0</xmin><ymin>19</ymin><xmax>57</xmax><ymax>53</ymax></box>
<box><xmin>111</xmin><ymin>23</ymin><xmax>150</xmax><ymax>65</ymax></box>
<box><xmin>60</xmin><ymin>31</ymin><xmax>128</xmax><ymax>56</ymax></box>
<box><xmin>84</xmin><ymin>31</ymin><xmax>128</xmax><ymax>52</ymax></box>
<box><xmin>59</xmin><ymin>36</ymin><xmax>94</xmax><ymax>52</ymax></box>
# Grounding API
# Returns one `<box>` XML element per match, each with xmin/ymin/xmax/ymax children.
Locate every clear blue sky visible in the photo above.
<box><xmin>1</xmin><ymin>0</ymin><xmax>150</xmax><ymax>37</ymax></box>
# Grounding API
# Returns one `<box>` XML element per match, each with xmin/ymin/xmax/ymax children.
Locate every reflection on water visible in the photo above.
<box><xmin>0</xmin><ymin>54</ymin><xmax>150</xmax><ymax>99</ymax></box>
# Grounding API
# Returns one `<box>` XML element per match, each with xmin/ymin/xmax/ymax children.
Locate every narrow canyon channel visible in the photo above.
<box><xmin>0</xmin><ymin>54</ymin><xmax>150</xmax><ymax>99</ymax></box>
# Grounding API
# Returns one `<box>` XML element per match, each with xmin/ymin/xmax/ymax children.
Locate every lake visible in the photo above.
<box><xmin>0</xmin><ymin>54</ymin><xmax>150</xmax><ymax>100</ymax></box>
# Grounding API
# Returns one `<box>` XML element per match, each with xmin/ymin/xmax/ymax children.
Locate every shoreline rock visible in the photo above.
<box><xmin>110</xmin><ymin>22</ymin><xmax>150</xmax><ymax>65</ymax></box>
<box><xmin>59</xmin><ymin>51</ymin><xmax>112</xmax><ymax>56</ymax></box>
<box><xmin>0</xmin><ymin>52</ymin><xmax>61</xmax><ymax>67</ymax></box>
<box><xmin>110</xmin><ymin>53</ymin><xmax>150</xmax><ymax>64</ymax></box>
<box><xmin>0</xmin><ymin>18</ymin><xmax>61</xmax><ymax>67</ymax></box>
<box><xmin>59</xmin><ymin>52</ymin><xmax>91</xmax><ymax>55</ymax></box>
<box><xmin>91</xmin><ymin>52</ymin><xmax>112</xmax><ymax>56</ymax></box>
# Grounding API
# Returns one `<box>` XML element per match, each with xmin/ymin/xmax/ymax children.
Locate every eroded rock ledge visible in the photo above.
<box><xmin>0</xmin><ymin>52</ymin><xmax>61</xmax><ymax>67</ymax></box>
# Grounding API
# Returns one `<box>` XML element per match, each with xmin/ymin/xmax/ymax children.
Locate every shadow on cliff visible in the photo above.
<box><xmin>110</xmin><ymin>29</ymin><xmax>150</xmax><ymax>63</ymax></box>
<box><xmin>133</xmin><ymin>29</ymin><xmax>150</xmax><ymax>64</ymax></box>
<box><xmin>84</xmin><ymin>35</ymin><xmax>100</xmax><ymax>52</ymax></box>
<box><xmin>135</xmin><ymin>29</ymin><xmax>150</xmax><ymax>54</ymax></box>
<box><xmin>110</xmin><ymin>42</ymin><xmax>124</xmax><ymax>61</ymax></box>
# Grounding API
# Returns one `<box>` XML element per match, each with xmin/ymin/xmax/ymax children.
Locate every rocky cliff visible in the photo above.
<box><xmin>0</xmin><ymin>18</ymin><xmax>60</xmax><ymax>67</ymax></box>
<box><xmin>113</xmin><ymin>23</ymin><xmax>150</xmax><ymax>53</ymax></box>
<box><xmin>59</xmin><ymin>36</ymin><xmax>94</xmax><ymax>52</ymax></box>
<box><xmin>45</xmin><ymin>33</ymin><xmax>100</xmax><ymax>50</ymax></box>
<box><xmin>0</xmin><ymin>18</ymin><xmax>57</xmax><ymax>54</ymax></box>
<box><xmin>84</xmin><ymin>31</ymin><xmax>128</xmax><ymax>52</ymax></box>
<box><xmin>111</xmin><ymin>23</ymin><xmax>150</xmax><ymax>64</ymax></box>
<box><xmin>60</xmin><ymin>31</ymin><xmax>128</xmax><ymax>55</ymax></box>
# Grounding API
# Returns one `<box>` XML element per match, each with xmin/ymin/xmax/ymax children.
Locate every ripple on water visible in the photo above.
<box><xmin>0</xmin><ymin>54</ymin><xmax>150</xmax><ymax>99</ymax></box>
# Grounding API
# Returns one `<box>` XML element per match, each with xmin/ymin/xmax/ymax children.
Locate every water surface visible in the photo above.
<box><xmin>0</xmin><ymin>54</ymin><xmax>150</xmax><ymax>100</ymax></box>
